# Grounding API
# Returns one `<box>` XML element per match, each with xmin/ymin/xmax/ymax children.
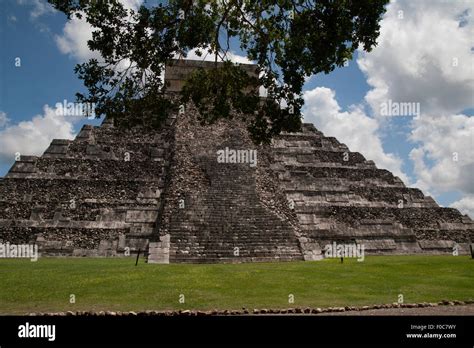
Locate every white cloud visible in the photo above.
<box><xmin>54</xmin><ymin>0</ymin><xmax>252</xmax><ymax>66</ymax></box>
<box><xmin>356</xmin><ymin>0</ymin><xmax>474</xmax><ymax>209</ymax></box>
<box><xmin>357</xmin><ymin>0</ymin><xmax>474</xmax><ymax>118</ymax></box>
<box><xmin>17</xmin><ymin>0</ymin><xmax>55</xmax><ymax>18</ymax></box>
<box><xmin>450</xmin><ymin>195</ymin><xmax>474</xmax><ymax>218</ymax></box>
<box><xmin>55</xmin><ymin>15</ymin><xmax>99</xmax><ymax>61</ymax></box>
<box><xmin>409</xmin><ymin>113</ymin><xmax>474</xmax><ymax>195</ymax></box>
<box><xmin>55</xmin><ymin>0</ymin><xmax>144</xmax><ymax>61</ymax></box>
<box><xmin>0</xmin><ymin>107</ymin><xmax>76</xmax><ymax>163</ymax></box>
<box><xmin>121</xmin><ymin>0</ymin><xmax>144</xmax><ymax>10</ymax></box>
<box><xmin>0</xmin><ymin>112</ymin><xmax>10</xmax><ymax>128</ymax></box>
<box><xmin>303</xmin><ymin>87</ymin><xmax>408</xmax><ymax>183</ymax></box>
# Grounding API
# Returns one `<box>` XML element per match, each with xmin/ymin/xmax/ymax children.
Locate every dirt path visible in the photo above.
<box><xmin>318</xmin><ymin>304</ymin><xmax>474</xmax><ymax>316</ymax></box>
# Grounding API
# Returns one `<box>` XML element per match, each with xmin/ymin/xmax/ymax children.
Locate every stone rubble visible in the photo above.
<box><xmin>27</xmin><ymin>299</ymin><xmax>473</xmax><ymax>316</ymax></box>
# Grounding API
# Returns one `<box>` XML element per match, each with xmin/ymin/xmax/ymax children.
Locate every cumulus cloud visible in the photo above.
<box><xmin>450</xmin><ymin>195</ymin><xmax>474</xmax><ymax>218</ymax></box>
<box><xmin>409</xmin><ymin>114</ymin><xmax>474</xmax><ymax>195</ymax></box>
<box><xmin>0</xmin><ymin>107</ymin><xmax>76</xmax><ymax>163</ymax></box>
<box><xmin>303</xmin><ymin>87</ymin><xmax>408</xmax><ymax>183</ymax></box>
<box><xmin>358</xmin><ymin>0</ymin><xmax>474</xmax><ymax>117</ymax></box>
<box><xmin>55</xmin><ymin>16</ymin><xmax>99</xmax><ymax>61</ymax></box>
<box><xmin>54</xmin><ymin>0</ymin><xmax>253</xmax><ymax>66</ymax></box>
<box><xmin>55</xmin><ymin>0</ymin><xmax>144</xmax><ymax>61</ymax></box>
<box><xmin>356</xmin><ymin>0</ymin><xmax>474</xmax><ymax>209</ymax></box>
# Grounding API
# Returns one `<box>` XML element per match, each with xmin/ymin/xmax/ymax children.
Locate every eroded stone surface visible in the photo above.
<box><xmin>272</xmin><ymin>124</ymin><xmax>473</xmax><ymax>256</ymax></box>
<box><xmin>0</xmin><ymin>121</ymin><xmax>173</xmax><ymax>258</ymax></box>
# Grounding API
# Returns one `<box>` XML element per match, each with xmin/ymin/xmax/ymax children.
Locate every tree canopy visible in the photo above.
<box><xmin>49</xmin><ymin>0</ymin><xmax>389</xmax><ymax>143</ymax></box>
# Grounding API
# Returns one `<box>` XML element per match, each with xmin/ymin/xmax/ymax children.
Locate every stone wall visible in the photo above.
<box><xmin>271</xmin><ymin>124</ymin><xmax>473</xmax><ymax>256</ymax></box>
<box><xmin>0</xmin><ymin>118</ymin><xmax>174</xmax><ymax>257</ymax></box>
<box><xmin>164</xmin><ymin>59</ymin><xmax>259</xmax><ymax>93</ymax></box>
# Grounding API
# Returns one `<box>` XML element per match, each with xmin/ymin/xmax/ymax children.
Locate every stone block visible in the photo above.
<box><xmin>125</xmin><ymin>210</ymin><xmax>158</xmax><ymax>223</ymax></box>
<box><xmin>126</xmin><ymin>238</ymin><xmax>148</xmax><ymax>251</ymax></box>
<box><xmin>118</xmin><ymin>233</ymin><xmax>126</xmax><ymax>249</ymax></box>
<box><xmin>418</xmin><ymin>240</ymin><xmax>454</xmax><ymax>250</ymax></box>
<box><xmin>355</xmin><ymin>239</ymin><xmax>397</xmax><ymax>251</ymax></box>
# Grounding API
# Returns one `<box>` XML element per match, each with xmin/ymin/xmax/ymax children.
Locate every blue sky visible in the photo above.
<box><xmin>0</xmin><ymin>0</ymin><xmax>473</xmax><ymax>216</ymax></box>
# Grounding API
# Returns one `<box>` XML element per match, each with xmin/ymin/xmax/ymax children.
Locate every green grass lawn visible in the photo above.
<box><xmin>0</xmin><ymin>255</ymin><xmax>472</xmax><ymax>314</ymax></box>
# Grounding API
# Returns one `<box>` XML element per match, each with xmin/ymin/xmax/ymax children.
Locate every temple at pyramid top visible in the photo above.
<box><xmin>0</xmin><ymin>59</ymin><xmax>472</xmax><ymax>263</ymax></box>
<box><xmin>164</xmin><ymin>58</ymin><xmax>259</xmax><ymax>92</ymax></box>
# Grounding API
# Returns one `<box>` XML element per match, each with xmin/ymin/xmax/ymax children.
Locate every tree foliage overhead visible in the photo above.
<box><xmin>49</xmin><ymin>0</ymin><xmax>389</xmax><ymax>143</ymax></box>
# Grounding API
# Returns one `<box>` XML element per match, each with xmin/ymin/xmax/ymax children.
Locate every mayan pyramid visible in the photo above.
<box><xmin>1</xmin><ymin>59</ymin><xmax>472</xmax><ymax>263</ymax></box>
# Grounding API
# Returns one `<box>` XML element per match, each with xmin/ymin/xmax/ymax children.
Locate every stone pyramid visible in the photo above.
<box><xmin>1</xmin><ymin>59</ymin><xmax>472</xmax><ymax>263</ymax></box>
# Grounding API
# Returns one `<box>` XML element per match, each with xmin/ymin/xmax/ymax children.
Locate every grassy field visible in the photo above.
<box><xmin>0</xmin><ymin>255</ymin><xmax>472</xmax><ymax>314</ymax></box>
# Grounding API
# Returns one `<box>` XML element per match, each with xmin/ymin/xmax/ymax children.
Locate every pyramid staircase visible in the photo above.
<box><xmin>159</xmin><ymin>128</ymin><xmax>303</xmax><ymax>263</ymax></box>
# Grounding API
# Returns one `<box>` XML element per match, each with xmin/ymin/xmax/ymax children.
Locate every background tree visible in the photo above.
<box><xmin>49</xmin><ymin>0</ymin><xmax>389</xmax><ymax>143</ymax></box>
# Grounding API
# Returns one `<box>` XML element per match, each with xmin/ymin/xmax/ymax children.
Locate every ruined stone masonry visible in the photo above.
<box><xmin>1</xmin><ymin>59</ymin><xmax>472</xmax><ymax>262</ymax></box>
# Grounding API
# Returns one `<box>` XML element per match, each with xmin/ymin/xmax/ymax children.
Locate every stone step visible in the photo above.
<box><xmin>169</xmin><ymin>240</ymin><xmax>301</xmax><ymax>246</ymax></box>
<box><xmin>274</xmin><ymin>149</ymin><xmax>368</xmax><ymax>165</ymax></box>
<box><xmin>286</xmin><ymin>187</ymin><xmax>429</xmax><ymax>206</ymax></box>
<box><xmin>7</xmin><ymin>159</ymin><xmax>166</xmax><ymax>180</ymax></box>
<box><xmin>294</xmin><ymin>206</ymin><xmax>471</xmax><ymax>229</ymax></box>
<box><xmin>169</xmin><ymin>256</ymin><xmax>304</xmax><ymax>263</ymax></box>
<box><xmin>284</xmin><ymin>166</ymin><xmax>401</xmax><ymax>183</ymax></box>
<box><xmin>0</xmin><ymin>178</ymin><xmax>163</xmax><ymax>202</ymax></box>
<box><xmin>169</xmin><ymin>236</ymin><xmax>300</xmax><ymax>242</ymax></box>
